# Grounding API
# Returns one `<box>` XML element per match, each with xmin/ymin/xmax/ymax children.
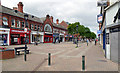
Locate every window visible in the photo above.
<box><xmin>11</xmin><ymin>19</ymin><xmax>15</xmax><ymax>27</ymax></box>
<box><xmin>17</xmin><ymin>20</ymin><xmax>20</xmax><ymax>28</ymax></box>
<box><xmin>41</xmin><ymin>26</ymin><xmax>43</xmax><ymax>31</ymax></box>
<box><xmin>31</xmin><ymin>24</ymin><xmax>34</xmax><ymax>30</ymax></box>
<box><xmin>21</xmin><ymin>21</ymin><xmax>24</xmax><ymax>28</ymax></box>
<box><xmin>38</xmin><ymin>25</ymin><xmax>40</xmax><ymax>31</ymax></box>
<box><xmin>35</xmin><ymin>25</ymin><xmax>37</xmax><ymax>30</ymax></box>
<box><xmin>26</xmin><ymin>22</ymin><xmax>29</xmax><ymax>28</ymax></box>
<box><xmin>3</xmin><ymin>17</ymin><xmax>8</xmax><ymax>25</ymax></box>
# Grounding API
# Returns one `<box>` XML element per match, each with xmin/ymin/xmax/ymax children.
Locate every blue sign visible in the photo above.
<box><xmin>97</xmin><ymin>14</ymin><xmax>103</xmax><ymax>23</ymax></box>
<box><xmin>97</xmin><ymin>30</ymin><xmax>102</xmax><ymax>34</ymax></box>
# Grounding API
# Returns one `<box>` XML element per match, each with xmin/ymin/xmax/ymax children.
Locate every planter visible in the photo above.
<box><xmin>0</xmin><ymin>49</ymin><xmax>15</xmax><ymax>59</ymax></box>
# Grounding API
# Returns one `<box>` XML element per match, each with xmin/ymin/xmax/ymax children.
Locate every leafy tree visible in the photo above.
<box><xmin>68</xmin><ymin>22</ymin><xmax>96</xmax><ymax>39</ymax></box>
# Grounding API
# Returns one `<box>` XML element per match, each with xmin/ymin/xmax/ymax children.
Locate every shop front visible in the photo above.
<box><xmin>44</xmin><ymin>32</ymin><xmax>53</xmax><ymax>43</ymax></box>
<box><xmin>10</xmin><ymin>28</ymin><xmax>31</xmax><ymax>45</ymax></box>
<box><xmin>0</xmin><ymin>28</ymin><xmax>10</xmax><ymax>45</ymax></box>
<box><xmin>60</xmin><ymin>33</ymin><xmax>65</xmax><ymax>42</ymax></box>
<box><xmin>31</xmin><ymin>31</ymin><xmax>44</xmax><ymax>44</ymax></box>
<box><xmin>53</xmin><ymin>33</ymin><xmax>59</xmax><ymax>43</ymax></box>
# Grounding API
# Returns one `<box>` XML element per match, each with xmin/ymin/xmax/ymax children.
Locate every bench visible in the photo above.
<box><xmin>15</xmin><ymin>47</ymin><xmax>29</xmax><ymax>55</ymax></box>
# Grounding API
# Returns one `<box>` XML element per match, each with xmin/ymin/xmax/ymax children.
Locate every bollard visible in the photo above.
<box><xmin>48</xmin><ymin>53</ymin><xmax>51</xmax><ymax>66</ymax></box>
<box><xmin>82</xmin><ymin>56</ymin><xmax>85</xmax><ymax>70</ymax></box>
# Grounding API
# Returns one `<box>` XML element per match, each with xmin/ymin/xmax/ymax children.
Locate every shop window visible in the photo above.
<box><xmin>17</xmin><ymin>20</ymin><xmax>20</xmax><ymax>28</ymax></box>
<box><xmin>31</xmin><ymin>24</ymin><xmax>34</xmax><ymax>30</ymax></box>
<box><xmin>3</xmin><ymin>17</ymin><xmax>8</xmax><ymax>25</ymax></box>
<box><xmin>41</xmin><ymin>26</ymin><xmax>43</xmax><ymax>31</ymax></box>
<box><xmin>11</xmin><ymin>19</ymin><xmax>15</xmax><ymax>27</ymax></box>
<box><xmin>35</xmin><ymin>25</ymin><xmax>37</xmax><ymax>30</ymax></box>
<box><xmin>22</xmin><ymin>21</ymin><xmax>24</xmax><ymax>28</ymax></box>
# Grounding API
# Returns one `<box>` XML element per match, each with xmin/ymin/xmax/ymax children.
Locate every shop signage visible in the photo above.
<box><xmin>97</xmin><ymin>14</ymin><xmax>103</xmax><ymax>23</ymax></box>
<box><xmin>11</xmin><ymin>29</ymin><xmax>29</xmax><ymax>34</ymax></box>
<box><xmin>97</xmin><ymin>30</ymin><xmax>102</xmax><ymax>34</ymax></box>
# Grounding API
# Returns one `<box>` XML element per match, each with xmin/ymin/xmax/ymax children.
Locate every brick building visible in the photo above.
<box><xmin>0</xmin><ymin>2</ymin><xmax>68</xmax><ymax>45</ymax></box>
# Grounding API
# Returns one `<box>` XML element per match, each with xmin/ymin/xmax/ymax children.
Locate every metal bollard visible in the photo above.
<box><xmin>82</xmin><ymin>56</ymin><xmax>85</xmax><ymax>70</ymax></box>
<box><xmin>48</xmin><ymin>53</ymin><xmax>51</xmax><ymax>66</ymax></box>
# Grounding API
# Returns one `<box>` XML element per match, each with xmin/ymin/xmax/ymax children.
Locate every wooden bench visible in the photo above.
<box><xmin>15</xmin><ymin>47</ymin><xmax>29</xmax><ymax>55</ymax></box>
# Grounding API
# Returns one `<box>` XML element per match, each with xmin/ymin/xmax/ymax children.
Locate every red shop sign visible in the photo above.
<box><xmin>10</xmin><ymin>28</ymin><xmax>30</xmax><ymax>34</ymax></box>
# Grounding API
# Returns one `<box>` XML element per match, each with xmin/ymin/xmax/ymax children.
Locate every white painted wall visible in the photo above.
<box><xmin>106</xmin><ymin>3</ymin><xmax>118</xmax><ymax>25</ymax></box>
<box><xmin>110</xmin><ymin>0</ymin><xmax>118</xmax><ymax>5</ymax></box>
<box><xmin>106</xmin><ymin>44</ymin><xmax>111</xmax><ymax>59</ymax></box>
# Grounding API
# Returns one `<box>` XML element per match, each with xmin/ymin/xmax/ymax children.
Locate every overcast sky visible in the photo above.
<box><xmin>1</xmin><ymin>0</ymin><xmax>100</xmax><ymax>35</ymax></box>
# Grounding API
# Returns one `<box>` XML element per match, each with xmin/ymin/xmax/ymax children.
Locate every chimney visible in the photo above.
<box><xmin>56</xmin><ymin>19</ymin><xmax>59</xmax><ymax>24</ymax></box>
<box><xmin>17</xmin><ymin>2</ymin><xmax>23</xmax><ymax>13</ymax></box>
<box><xmin>50</xmin><ymin>16</ymin><xmax>53</xmax><ymax>23</ymax></box>
<box><xmin>13</xmin><ymin>7</ymin><xmax>17</xmax><ymax>10</ymax></box>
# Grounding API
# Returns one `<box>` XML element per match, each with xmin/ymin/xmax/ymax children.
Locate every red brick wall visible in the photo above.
<box><xmin>0</xmin><ymin>50</ymin><xmax>15</xmax><ymax>59</ymax></box>
<box><xmin>43</xmin><ymin>16</ymin><xmax>53</xmax><ymax>32</ymax></box>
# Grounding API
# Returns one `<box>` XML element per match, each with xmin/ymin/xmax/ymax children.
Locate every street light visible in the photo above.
<box><xmin>24</xmin><ymin>14</ymin><xmax>28</xmax><ymax>61</ymax></box>
<box><xmin>76</xmin><ymin>25</ymin><xmax>78</xmax><ymax>47</ymax></box>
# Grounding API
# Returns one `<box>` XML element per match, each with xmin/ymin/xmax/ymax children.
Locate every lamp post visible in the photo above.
<box><xmin>76</xmin><ymin>25</ymin><xmax>78</xmax><ymax>47</ymax></box>
<box><xmin>24</xmin><ymin>14</ymin><xmax>28</xmax><ymax>61</ymax></box>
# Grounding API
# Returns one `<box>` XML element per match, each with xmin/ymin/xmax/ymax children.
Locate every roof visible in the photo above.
<box><xmin>59</xmin><ymin>21</ymin><xmax>68</xmax><ymax>29</ymax></box>
<box><xmin>0</xmin><ymin>5</ymin><xmax>67</xmax><ymax>30</ymax></box>
<box><xmin>53</xmin><ymin>23</ymin><xmax>67</xmax><ymax>30</ymax></box>
<box><xmin>0</xmin><ymin>5</ymin><xmax>43</xmax><ymax>23</ymax></box>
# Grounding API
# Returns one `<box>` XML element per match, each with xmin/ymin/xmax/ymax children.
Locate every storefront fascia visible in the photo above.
<box><xmin>31</xmin><ymin>31</ymin><xmax>44</xmax><ymax>43</ymax></box>
<box><xmin>53</xmin><ymin>33</ymin><xmax>59</xmax><ymax>43</ymax></box>
<box><xmin>44</xmin><ymin>32</ymin><xmax>53</xmax><ymax>43</ymax></box>
<box><xmin>10</xmin><ymin>28</ymin><xmax>31</xmax><ymax>45</ymax></box>
<box><xmin>0</xmin><ymin>28</ymin><xmax>10</xmax><ymax>45</ymax></box>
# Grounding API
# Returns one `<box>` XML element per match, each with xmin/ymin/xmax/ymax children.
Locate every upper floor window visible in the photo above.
<box><xmin>35</xmin><ymin>25</ymin><xmax>37</xmax><ymax>30</ymax></box>
<box><xmin>31</xmin><ymin>24</ymin><xmax>34</xmax><ymax>30</ymax></box>
<box><xmin>41</xmin><ymin>26</ymin><xmax>43</xmax><ymax>31</ymax></box>
<box><xmin>11</xmin><ymin>19</ymin><xmax>15</xmax><ymax>27</ymax></box>
<box><xmin>38</xmin><ymin>25</ymin><xmax>40</xmax><ymax>31</ymax></box>
<box><xmin>17</xmin><ymin>20</ymin><xmax>20</xmax><ymax>28</ymax></box>
<box><xmin>25</xmin><ymin>22</ymin><xmax>29</xmax><ymax>28</ymax></box>
<box><xmin>3</xmin><ymin>17</ymin><xmax>8</xmax><ymax>25</ymax></box>
<box><xmin>21</xmin><ymin>21</ymin><xmax>24</xmax><ymax>28</ymax></box>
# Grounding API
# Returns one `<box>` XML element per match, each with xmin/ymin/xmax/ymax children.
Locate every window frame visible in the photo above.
<box><xmin>2</xmin><ymin>17</ymin><xmax>8</xmax><ymax>26</ymax></box>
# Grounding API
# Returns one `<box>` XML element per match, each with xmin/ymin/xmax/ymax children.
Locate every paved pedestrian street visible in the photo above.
<box><xmin>2</xmin><ymin>42</ymin><xmax>118</xmax><ymax>71</ymax></box>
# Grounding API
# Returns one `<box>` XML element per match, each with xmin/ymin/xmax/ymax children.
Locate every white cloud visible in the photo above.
<box><xmin>1</xmin><ymin>0</ymin><xmax>100</xmax><ymax>34</ymax></box>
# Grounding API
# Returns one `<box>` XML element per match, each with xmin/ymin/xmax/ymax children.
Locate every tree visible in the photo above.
<box><xmin>68</xmin><ymin>22</ymin><xmax>96</xmax><ymax>39</ymax></box>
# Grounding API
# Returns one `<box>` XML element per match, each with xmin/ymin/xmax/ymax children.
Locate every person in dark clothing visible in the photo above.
<box><xmin>95</xmin><ymin>39</ymin><xmax>96</xmax><ymax>45</ymax></box>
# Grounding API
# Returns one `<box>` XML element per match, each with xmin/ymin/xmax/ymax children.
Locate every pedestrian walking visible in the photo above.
<box><xmin>95</xmin><ymin>39</ymin><xmax>96</xmax><ymax>45</ymax></box>
<box><xmin>87</xmin><ymin>39</ymin><xmax>89</xmax><ymax>46</ymax></box>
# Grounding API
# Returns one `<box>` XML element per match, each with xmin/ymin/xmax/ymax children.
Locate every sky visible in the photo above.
<box><xmin>1</xmin><ymin>0</ymin><xmax>100</xmax><ymax>35</ymax></box>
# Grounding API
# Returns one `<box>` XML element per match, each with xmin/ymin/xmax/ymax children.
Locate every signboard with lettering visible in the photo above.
<box><xmin>97</xmin><ymin>14</ymin><xmax>103</xmax><ymax>23</ymax></box>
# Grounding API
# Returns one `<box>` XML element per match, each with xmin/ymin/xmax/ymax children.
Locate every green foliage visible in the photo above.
<box><xmin>68</xmin><ymin>22</ymin><xmax>96</xmax><ymax>39</ymax></box>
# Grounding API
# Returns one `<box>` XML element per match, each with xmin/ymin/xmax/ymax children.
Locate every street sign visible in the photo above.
<box><xmin>97</xmin><ymin>30</ymin><xmax>102</xmax><ymax>34</ymax></box>
<box><xmin>97</xmin><ymin>14</ymin><xmax>103</xmax><ymax>23</ymax></box>
<box><xmin>24</xmin><ymin>28</ymin><xmax>28</xmax><ymax>33</ymax></box>
<box><xmin>97</xmin><ymin>0</ymin><xmax>107</xmax><ymax>7</ymax></box>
